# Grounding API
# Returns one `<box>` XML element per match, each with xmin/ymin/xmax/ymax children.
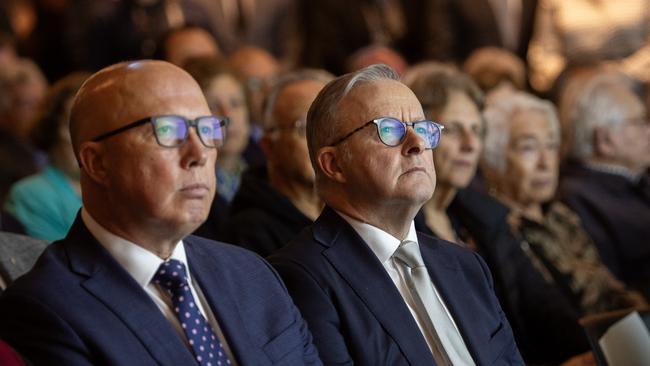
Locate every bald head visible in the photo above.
<box><xmin>70</xmin><ymin>60</ymin><xmax>210</xmax><ymax>161</ymax></box>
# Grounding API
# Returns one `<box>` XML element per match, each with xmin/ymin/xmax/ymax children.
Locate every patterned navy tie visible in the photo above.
<box><xmin>153</xmin><ymin>259</ymin><xmax>233</xmax><ymax>366</ymax></box>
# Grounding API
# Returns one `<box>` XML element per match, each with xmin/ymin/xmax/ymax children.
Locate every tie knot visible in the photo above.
<box><xmin>153</xmin><ymin>259</ymin><xmax>189</xmax><ymax>291</ymax></box>
<box><xmin>393</xmin><ymin>240</ymin><xmax>425</xmax><ymax>269</ymax></box>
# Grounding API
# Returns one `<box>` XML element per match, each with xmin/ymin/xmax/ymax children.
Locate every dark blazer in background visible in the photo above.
<box><xmin>419</xmin><ymin>0</ymin><xmax>537</xmax><ymax>62</ymax></box>
<box><xmin>219</xmin><ymin>165</ymin><xmax>313</xmax><ymax>257</ymax></box>
<box><xmin>0</xmin><ymin>232</ymin><xmax>47</xmax><ymax>291</ymax></box>
<box><xmin>560</xmin><ymin>164</ymin><xmax>650</xmax><ymax>300</ymax></box>
<box><xmin>268</xmin><ymin>207</ymin><xmax>524</xmax><ymax>365</ymax></box>
<box><xmin>0</xmin><ymin>216</ymin><xmax>321</xmax><ymax>365</ymax></box>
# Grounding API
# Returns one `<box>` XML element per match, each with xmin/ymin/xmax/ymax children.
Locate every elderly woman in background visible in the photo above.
<box><xmin>407</xmin><ymin>64</ymin><xmax>594</xmax><ymax>365</ymax></box>
<box><xmin>184</xmin><ymin>56</ymin><xmax>251</xmax><ymax>203</ymax></box>
<box><xmin>406</xmin><ymin>63</ymin><xmax>485</xmax><ymax>245</ymax></box>
<box><xmin>482</xmin><ymin>90</ymin><xmax>646</xmax><ymax>316</ymax></box>
<box><xmin>4</xmin><ymin>72</ymin><xmax>89</xmax><ymax>241</ymax></box>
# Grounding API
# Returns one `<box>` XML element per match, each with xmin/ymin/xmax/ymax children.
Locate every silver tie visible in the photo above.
<box><xmin>394</xmin><ymin>241</ymin><xmax>477</xmax><ymax>365</ymax></box>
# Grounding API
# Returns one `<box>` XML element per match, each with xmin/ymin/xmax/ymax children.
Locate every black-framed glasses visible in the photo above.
<box><xmin>330</xmin><ymin>117</ymin><xmax>444</xmax><ymax>149</ymax></box>
<box><xmin>91</xmin><ymin>115</ymin><xmax>229</xmax><ymax>148</ymax></box>
<box><xmin>265</xmin><ymin>118</ymin><xmax>307</xmax><ymax>137</ymax></box>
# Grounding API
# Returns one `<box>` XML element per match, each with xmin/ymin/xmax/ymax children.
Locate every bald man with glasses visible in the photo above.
<box><xmin>268</xmin><ymin>64</ymin><xmax>523</xmax><ymax>365</ymax></box>
<box><xmin>0</xmin><ymin>60</ymin><xmax>321</xmax><ymax>366</ymax></box>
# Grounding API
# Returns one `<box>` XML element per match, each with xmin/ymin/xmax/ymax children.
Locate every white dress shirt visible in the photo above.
<box><xmin>81</xmin><ymin>209</ymin><xmax>237</xmax><ymax>364</ymax></box>
<box><xmin>336</xmin><ymin>211</ymin><xmax>474</xmax><ymax>363</ymax></box>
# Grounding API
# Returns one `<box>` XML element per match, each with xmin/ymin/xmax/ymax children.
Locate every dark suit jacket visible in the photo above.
<box><xmin>559</xmin><ymin>163</ymin><xmax>650</xmax><ymax>299</ymax></box>
<box><xmin>268</xmin><ymin>207</ymin><xmax>523</xmax><ymax>365</ymax></box>
<box><xmin>0</xmin><ymin>217</ymin><xmax>321</xmax><ymax>365</ymax></box>
<box><xmin>419</xmin><ymin>0</ymin><xmax>537</xmax><ymax>62</ymax></box>
<box><xmin>0</xmin><ymin>232</ymin><xmax>47</xmax><ymax>291</ymax></box>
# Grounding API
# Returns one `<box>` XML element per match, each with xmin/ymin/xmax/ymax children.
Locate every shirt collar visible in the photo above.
<box><xmin>335</xmin><ymin>210</ymin><xmax>418</xmax><ymax>264</ymax></box>
<box><xmin>81</xmin><ymin>208</ymin><xmax>189</xmax><ymax>288</ymax></box>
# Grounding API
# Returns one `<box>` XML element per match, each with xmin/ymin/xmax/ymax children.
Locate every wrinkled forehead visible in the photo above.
<box><xmin>338</xmin><ymin>79</ymin><xmax>424</xmax><ymax>128</ymax></box>
<box><xmin>72</xmin><ymin>61</ymin><xmax>210</xmax><ymax>143</ymax></box>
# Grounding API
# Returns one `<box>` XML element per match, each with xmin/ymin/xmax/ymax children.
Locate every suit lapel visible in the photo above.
<box><xmin>314</xmin><ymin>208</ymin><xmax>435</xmax><ymax>365</ymax></box>
<box><xmin>419</xmin><ymin>234</ymin><xmax>490</xmax><ymax>365</ymax></box>
<box><xmin>64</xmin><ymin>217</ymin><xmax>197</xmax><ymax>366</ymax></box>
<box><xmin>185</xmin><ymin>238</ymin><xmax>262</xmax><ymax>366</ymax></box>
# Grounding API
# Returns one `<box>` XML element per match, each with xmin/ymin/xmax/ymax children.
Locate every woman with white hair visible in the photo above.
<box><xmin>482</xmin><ymin>90</ymin><xmax>645</xmax><ymax>315</ymax></box>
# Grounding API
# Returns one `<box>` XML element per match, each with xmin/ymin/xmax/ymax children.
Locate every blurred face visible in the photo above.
<box><xmin>9</xmin><ymin>75</ymin><xmax>47</xmax><ymax>138</ymax></box>
<box><xmin>165</xmin><ymin>28</ymin><xmax>220</xmax><ymax>67</ymax></box>
<box><xmin>501</xmin><ymin>110</ymin><xmax>559</xmax><ymax>206</ymax></box>
<box><xmin>431</xmin><ymin>90</ymin><xmax>483</xmax><ymax>190</ymax></box>
<box><xmin>230</xmin><ymin>49</ymin><xmax>280</xmax><ymax>124</ymax></box>
<box><xmin>606</xmin><ymin>90</ymin><xmax>650</xmax><ymax>174</ymax></box>
<box><xmin>336</xmin><ymin>79</ymin><xmax>436</xmax><ymax>208</ymax></box>
<box><xmin>266</xmin><ymin>80</ymin><xmax>325</xmax><ymax>185</ymax></box>
<box><xmin>205</xmin><ymin>74</ymin><xmax>249</xmax><ymax>158</ymax></box>
<box><xmin>81</xmin><ymin>62</ymin><xmax>217</xmax><ymax>235</ymax></box>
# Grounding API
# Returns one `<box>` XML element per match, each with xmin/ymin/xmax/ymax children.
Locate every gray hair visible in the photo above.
<box><xmin>570</xmin><ymin>72</ymin><xmax>643</xmax><ymax>161</ymax></box>
<box><xmin>306</xmin><ymin>64</ymin><xmax>400</xmax><ymax>178</ymax></box>
<box><xmin>262</xmin><ymin>69</ymin><xmax>334</xmax><ymax>130</ymax></box>
<box><xmin>482</xmin><ymin>90</ymin><xmax>560</xmax><ymax>173</ymax></box>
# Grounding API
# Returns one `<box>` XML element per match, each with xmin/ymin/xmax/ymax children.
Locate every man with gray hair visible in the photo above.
<box><xmin>269</xmin><ymin>64</ymin><xmax>523</xmax><ymax>365</ymax></box>
<box><xmin>221</xmin><ymin>69</ymin><xmax>333</xmax><ymax>256</ymax></box>
<box><xmin>560</xmin><ymin>72</ymin><xmax>650</xmax><ymax>299</ymax></box>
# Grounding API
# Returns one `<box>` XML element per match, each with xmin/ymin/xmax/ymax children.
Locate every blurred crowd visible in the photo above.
<box><xmin>1</xmin><ymin>0</ymin><xmax>649</xmax><ymax>365</ymax></box>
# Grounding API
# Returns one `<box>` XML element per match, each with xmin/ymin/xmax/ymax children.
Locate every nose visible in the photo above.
<box><xmin>181</xmin><ymin>127</ymin><xmax>209</xmax><ymax>169</ymax></box>
<box><xmin>537</xmin><ymin>147</ymin><xmax>551</xmax><ymax>171</ymax></box>
<box><xmin>459</xmin><ymin>128</ymin><xmax>478</xmax><ymax>152</ymax></box>
<box><xmin>402</xmin><ymin>126</ymin><xmax>425</xmax><ymax>155</ymax></box>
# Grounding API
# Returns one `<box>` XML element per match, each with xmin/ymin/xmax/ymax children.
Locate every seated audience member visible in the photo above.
<box><xmin>462</xmin><ymin>47</ymin><xmax>527</xmax><ymax>94</ymax></box>
<box><xmin>481</xmin><ymin>90</ymin><xmax>646</xmax><ymax>315</ymax></box>
<box><xmin>157</xmin><ymin>25</ymin><xmax>221</xmax><ymax>67</ymax></box>
<box><xmin>228</xmin><ymin>46</ymin><xmax>281</xmax><ymax>167</ymax></box>
<box><xmin>0</xmin><ymin>60</ymin><xmax>320</xmax><ymax>365</ymax></box>
<box><xmin>0</xmin><ymin>339</ymin><xmax>27</xmax><ymax>366</ymax></box>
<box><xmin>228</xmin><ymin>46</ymin><xmax>280</xmax><ymax>128</ymax></box>
<box><xmin>0</xmin><ymin>231</ymin><xmax>47</xmax><ymax>293</ymax></box>
<box><xmin>269</xmin><ymin>64</ymin><xmax>523</xmax><ymax>365</ymax></box>
<box><xmin>345</xmin><ymin>45</ymin><xmax>408</xmax><ymax>76</ymax></box>
<box><xmin>184</xmin><ymin>57</ymin><xmax>250</xmax><ymax>202</ymax></box>
<box><xmin>0</xmin><ymin>58</ymin><xmax>48</xmax><ymax>141</ymax></box>
<box><xmin>5</xmin><ymin>73</ymin><xmax>88</xmax><ymax>241</ymax></box>
<box><xmin>407</xmin><ymin>64</ymin><xmax>485</xmax><ymax>245</ymax></box>
<box><xmin>221</xmin><ymin>69</ymin><xmax>332</xmax><ymax>257</ymax></box>
<box><xmin>408</xmin><ymin>63</ymin><xmax>593</xmax><ymax>364</ymax></box>
<box><xmin>0</xmin><ymin>58</ymin><xmax>48</xmax><ymax>202</ymax></box>
<box><xmin>559</xmin><ymin>72</ymin><xmax>650</xmax><ymax>299</ymax></box>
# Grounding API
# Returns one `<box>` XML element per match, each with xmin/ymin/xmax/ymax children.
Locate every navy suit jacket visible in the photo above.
<box><xmin>0</xmin><ymin>217</ymin><xmax>321</xmax><ymax>365</ymax></box>
<box><xmin>268</xmin><ymin>207</ymin><xmax>523</xmax><ymax>366</ymax></box>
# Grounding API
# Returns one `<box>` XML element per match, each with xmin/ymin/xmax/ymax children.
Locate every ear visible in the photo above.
<box><xmin>78</xmin><ymin>141</ymin><xmax>109</xmax><ymax>186</ymax></box>
<box><xmin>317</xmin><ymin>146</ymin><xmax>347</xmax><ymax>184</ymax></box>
<box><xmin>593</xmin><ymin>126</ymin><xmax>616</xmax><ymax>157</ymax></box>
